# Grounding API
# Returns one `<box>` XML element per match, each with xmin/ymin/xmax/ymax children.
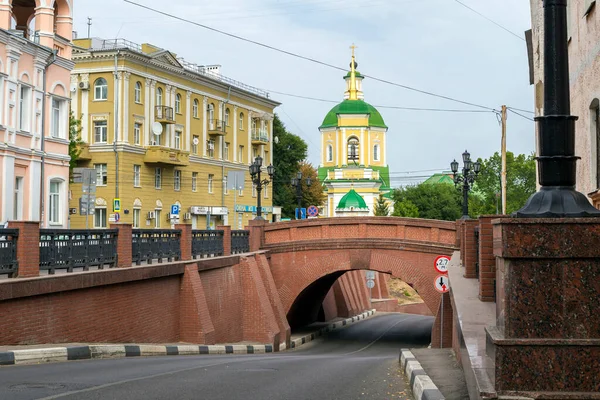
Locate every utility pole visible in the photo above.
<box><xmin>87</xmin><ymin>17</ymin><xmax>92</xmax><ymax>38</ymax></box>
<box><xmin>501</xmin><ymin>105</ymin><xmax>507</xmax><ymax>215</ymax></box>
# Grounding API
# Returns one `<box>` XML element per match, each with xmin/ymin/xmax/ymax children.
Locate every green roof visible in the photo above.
<box><xmin>422</xmin><ymin>173</ymin><xmax>455</xmax><ymax>185</ymax></box>
<box><xmin>345</xmin><ymin>71</ymin><xmax>364</xmax><ymax>79</ymax></box>
<box><xmin>337</xmin><ymin>189</ymin><xmax>369</xmax><ymax>210</ymax></box>
<box><xmin>320</xmin><ymin>99</ymin><xmax>387</xmax><ymax>129</ymax></box>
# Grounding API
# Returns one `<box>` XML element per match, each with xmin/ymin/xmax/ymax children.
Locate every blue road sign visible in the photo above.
<box><xmin>295</xmin><ymin>208</ymin><xmax>307</xmax><ymax>220</ymax></box>
<box><xmin>171</xmin><ymin>204</ymin><xmax>180</xmax><ymax>215</ymax></box>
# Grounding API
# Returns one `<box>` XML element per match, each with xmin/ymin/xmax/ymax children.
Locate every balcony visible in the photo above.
<box><xmin>208</xmin><ymin>119</ymin><xmax>227</xmax><ymax>136</ymax></box>
<box><xmin>251</xmin><ymin>128</ymin><xmax>269</xmax><ymax>145</ymax></box>
<box><xmin>155</xmin><ymin>106</ymin><xmax>175</xmax><ymax>124</ymax></box>
<box><xmin>76</xmin><ymin>143</ymin><xmax>92</xmax><ymax>161</ymax></box>
<box><xmin>144</xmin><ymin>146</ymin><xmax>190</xmax><ymax>166</ymax></box>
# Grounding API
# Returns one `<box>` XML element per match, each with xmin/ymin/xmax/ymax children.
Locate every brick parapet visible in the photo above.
<box><xmin>8</xmin><ymin>221</ymin><xmax>40</xmax><ymax>278</ymax></box>
<box><xmin>175</xmin><ymin>224</ymin><xmax>192</xmax><ymax>261</ymax></box>
<box><xmin>110</xmin><ymin>223</ymin><xmax>132</xmax><ymax>268</ymax></box>
<box><xmin>462</xmin><ymin>220</ymin><xmax>479</xmax><ymax>278</ymax></box>
<box><xmin>217</xmin><ymin>225</ymin><xmax>232</xmax><ymax>256</ymax></box>
<box><xmin>477</xmin><ymin>216</ymin><xmax>498</xmax><ymax>302</ymax></box>
<box><xmin>247</xmin><ymin>220</ymin><xmax>266</xmax><ymax>252</ymax></box>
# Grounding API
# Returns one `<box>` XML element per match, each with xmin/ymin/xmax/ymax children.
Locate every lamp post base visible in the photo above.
<box><xmin>253</xmin><ymin>216</ymin><xmax>266</xmax><ymax>221</ymax></box>
<box><xmin>514</xmin><ymin>187</ymin><xmax>600</xmax><ymax>218</ymax></box>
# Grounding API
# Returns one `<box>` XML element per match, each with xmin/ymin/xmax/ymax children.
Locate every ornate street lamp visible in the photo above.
<box><xmin>515</xmin><ymin>0</ymin><xmax>600</xmax><ymax>217</ymax></box>
<box><xmin>291</xmin><ymin>171</ymin><xmax>312</xmax><ymax>215</ymax></box>
<box><xmin>248</xmin><ymin>156</ymin><xmax>275</xmax><ymax>220</ymax></box>
<box><xmin>451</xmin><ymin>150</ymin><xmax>481</xmax><ymax>219</ymax></box>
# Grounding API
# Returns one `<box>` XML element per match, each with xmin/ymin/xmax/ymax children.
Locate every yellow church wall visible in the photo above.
<box><xmin>338</xmin><ymin>116</ymin><xmax>369</xmax><ymax>127</ymax></box>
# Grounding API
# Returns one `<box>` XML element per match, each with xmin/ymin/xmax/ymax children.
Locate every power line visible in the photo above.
<box><xmin>507</xmin><ymin>108</ymin><xmax>535</xmax><ymax>122</ymax></box>
<box><xmin>507</xmin><ymin>106</ymin><xmax>535</xmax><ymax>114</ymax></box>
<box><xmin>452</xmin><ymin>0</ymin><xmax>526</xmax><ymax>42</ymax></box>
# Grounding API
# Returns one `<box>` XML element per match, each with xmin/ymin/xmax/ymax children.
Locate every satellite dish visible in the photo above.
<box><xmin>192</xmin><ymin>137</ymin><xmax>199</xmax><ymax>145</ymax></box>
<box><xmin>151</xmin><ymin>122</ymin><xmax>163</xmax><ymax>136</ymax></box>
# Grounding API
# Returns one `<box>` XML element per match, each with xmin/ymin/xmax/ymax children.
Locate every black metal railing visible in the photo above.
<box><xmin>192</xmin><ymin>230</ymin><xmax>224</xmax><ymax>259</ymax></box>
<box><xmin>474</xmin><ymin>227</ymin><xmax>480</xmax><ymax>280</ymax></box>
<box><xmin>132</xmin><ymin>229</ymin><xmax>181</xmax><ymax>265</ymax></box>
<box><xmin>0</xmin><ymin>229</ymin><xmax>19</xmax><ymax>277</ymax></box>
<box><xmin>39</xmin><ymin>230</ymin><xmax>118</xmax><ymax>274</ymax></box>
<box><xmin>231</xmin><ymin>230</ymin><xmax>250</xmax><ymax>254</ymax></box>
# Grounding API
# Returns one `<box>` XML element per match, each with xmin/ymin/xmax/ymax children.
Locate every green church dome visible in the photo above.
<box><xmin>320</xmin><ymin>99</ymin><xmax>387</xmax><ymax>129</ymax></box>
<box><xmin>345</xmin><ymin>70</ymin><xmax>364</xmax><ymax>79</ymax></box>
<box><xmin>336</xmin><ymin>189</ymin><xmax>369</xmax><ymax>210</ymax></box>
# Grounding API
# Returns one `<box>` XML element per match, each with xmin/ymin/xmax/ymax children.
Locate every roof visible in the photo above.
<box><xmin>345</xmin><ymin>71</ymin><xmax>364</xmax><ymax>79</ymax></box>
<box><xmin>422</xmin><ymin>173</ymin><xmax>455</xmax><ymax>185</ymax></box>
<box><xmin>336</xmin><ymin>189</ymin><xmax>369</xmax><ymax>210</ymax></box>
<box><xmin>320</xmin><ymin>99</ymin><xmax>387</xmax><ymax>129</ymax></box>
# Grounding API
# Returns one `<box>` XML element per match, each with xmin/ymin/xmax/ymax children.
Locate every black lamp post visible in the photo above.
<box><xmin>451</xmin><ymin>150</ymin><xmax>481</xmax><ymax>219</ymax></box>
<box><xmin>291</xmin><ymin>172</ymin><xmax>312</xmax><ymax>216</ymax></box>
<box><xmin>249</xmin><ymin>156</ymin><xmax>275</xmax><ymax>220</ymax></box>
<box><xmin>515</xmin><ymin>0</ymin><xmax>600</xmax><ymax>217</ymax></box>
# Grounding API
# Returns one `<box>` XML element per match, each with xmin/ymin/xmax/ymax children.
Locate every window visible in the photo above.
<box><xmin>347</xmin><ymin>137</ymin><xmax>359</xmax><ymax>163</ymax></box>
<box><xmin>156</xmin><ymin>87</ymin><xmax>163</xmax><ymax>106</ymax></box>
<box><xmin>224</xmin><ymin>142</ymin><xmax>230</xmax><ymax>160</ymax></box>
<box><xmin>252</xmin><ymin>183</ymin><xmax>257</xmax><ymax>198</ymax></box>
<box><xmin>208</xmin><ymin>103</ymin><xmax>215</xmax><ymax>128</ymax></box>
<box><xmin>133</xmin><ymin>208</ymin><xmax>141</xmax><ymax>228</ymax></box>
<box><xmin>208</xmin><ymin>174</ymin><xmax>214</xmax><ymax>193</ymax></box>
<box><xmin>133</xmin><ymin>123</ymin><xmax>141</xmax><ymax>145</ymax></box>
<box><xmin>51</xmin><ymin>97</ymin><xmax>61</xmax><ymax>138</ymax></box>
<box><xmin>152</xmin><ymin>128</ymin><xmax>161</xmax><ymax>146</ymax></box>
<box><xmin>192</xmin><ymin>172</ymin><xmax>198</xmax><ymax>192</ymax></box>
<box><xmin>264</xmin><ymin>184</ymin><xmax>268</xmax><ymax>199</ymax></box>
<box><xmin>224</xmin><ymin>176</ymin><xmax>228</xmax><ymax>195</ymax></box>
<box><xmin>134</xmin><ymin>81</ymin><xmax>142</xmax><ymax>103</ymax></box>
<box><xmin>207</xmin><ymin>139</ymin><xmax>215</xmax><ymax>158</ymax></box>
<box><xmin>19</xmin><ymin>86</ymin><xmax>31</xmax><ymax>132</ymax></box>
<box><xmin>264</xmin><ymin>151</ymin><xmax>269</xmax><ymax>165</ymax></box>
<box><xmin>193</xmin><ymin>99</ymin><xmax>199</xmax><ymax>118</ymax></box>
<box><xmin>49</xmin><ymin>180</ymin><xmax>61</xmax><ymax>224</ymax></box>
<box><xmin>14</xmin><ymin>177</ymin><xmax>23</xmax><ymax>220</ymax></box>
<box><xmin>238</xmin><ymin>145</ymin><xmax>244</xmax><ymax>163</ymax></box>
<box><xmin>155</xmin><ymin>210</ymin><xmax>161</xmax><ymax>228</ymax></box>
<box><xmin>94</xmin><ymin>78</ymin><xmax>108</xmax><ymax>100</ymax></box>
<box><xmin>175</xmin><ymin>94</ymin><xmax>182</xmax><ymax>114</ymax></box>
<box><xmin>94</xmin><ymin>120</ymin><xmax>108</xmax><ymax>143</ymax></box>
<box><xmin>192</xmin><ymin>135</ymin><xmax>199</xmax><ymax>154</ymax></box>
<box><xmin>155</xmin><ymin>167</ymin><xmax>162</xmax><ymax>189</ymax></box>
<box><xmin>225</xmin><ymin>108</ymin><xmax>230</xmax><ymax>126</ymax></box>
<box><xmin>251</xmin><ymin>119</ymin><xmax>257</xmax><ymax>134</ymax></box>
<box><xmin>238</xmin><ymin>213</ymin><xmax>243</xmax><ymax>229</ymax></box>
<box><xmin>133</xmin><ymin>165</ymin><xmax>141</xmax><ymax>187</ymax></box>
<box><xmin>95</xmin><ymin>164</ymin><xmax>108</xmax><ymax>186</ymax></box>
<box><xmin>253</xmin><ymin>146</ymin><xmax>258</xmax><ymax>160</ymax></box>
<box><xmin>239</xmin><ymin>113</ymin><xmax>244</xmax><ymax>130</ymax></box>
<box><xmin>327</xmin><ymin>144</ymin><xmax>333</xmax><ymax>162</ymax></box>
<box><xmin>239</xmin><ymin>186</ymin><xmax>243</xmax><ymax>196</ymax></box>
<box><xmin>174</xmin><ymin>170</ymin><xmax>181</xmax><ymax>191</ymax></box>
<box><xmin>94</xmin><ymin>208</ymin><xmax>107</xmax><ymax>228</ymax></box>
<box><xmin>175</xmin><ymin>130</ymin><xmax>182</xmax><ymax>150</ymax></box>
<box><xmin>373</xmin><ymin>144</ymin><xmax>380</xmax><ymax>161</ymax></box>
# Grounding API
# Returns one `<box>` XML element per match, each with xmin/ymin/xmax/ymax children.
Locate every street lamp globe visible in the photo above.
<box><xmin>306</xmin><ymin>177</ymin><xmax>312</xmax><ymax>187</ymax></box>
<box><xmin>462</xmin><ymin>150</ymin><xmax>470</xmax><ymax>163</ymax></box>
<box><xmin>254</xmin><ymin>156</ymin><xmax>263</xmax><ymax>167</ymax></box>
<box><xmin>267</xmin><ymin>164</ymin><xmax>275</xmax><ymax>178</ymax></box>
<box><xmin>474</xmin><ymin>161</ymin><xmax>481</xmax><ymax>174</ymax></box>
<box><xmin>451</xmin><ymin>160</ymin><xmax>459</xmax><ymax>174</ymax></box>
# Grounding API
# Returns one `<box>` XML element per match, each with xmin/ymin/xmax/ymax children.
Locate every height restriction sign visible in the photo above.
<box><xmin>434</xmin><ymin>255</ymin><xmax>450</xmax><ymax>274</ymax></box>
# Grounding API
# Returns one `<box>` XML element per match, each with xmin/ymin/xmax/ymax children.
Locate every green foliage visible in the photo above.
<box><xmin>272</xmin><ymin>115</ymin><xmax>309</xmax><ymax>218</ymax></box>
<box><xmin>374</xmin><ymin>194</ymin><xmax>390</xmax><ymax>216</ymax></box>
<box><xmin>68</xmin><ymin>110</ymin><xmax>83</xmax><ymax>174</ymax></box>
<box><xmin>392</xmin><ymin>184</ymin><xmax>461</xmax><ymax>221</ymax></box>
<box><xmin>470</xmin><ymin>152</ymin><xmax>536</xmax><ymax>216</ymax></box>
<box><xmin>298</xmin><ymin>162</ymin><xmax>327</xmax><ymax>211</ymax></box>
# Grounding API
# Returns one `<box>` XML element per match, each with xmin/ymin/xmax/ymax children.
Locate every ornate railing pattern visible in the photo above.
<box><xmin>192</xmin><ymin>230</ymin><xmax>224</xmax><ymax>259</ymax></box>
<box><xmin>132</xmin><ymin>229</ymin><xmax>181</xmax><ymax>265</ymax></box>
<box><xmin>231</xmin><ymin>230</ymin><xmax>250</xmax><ymax>254</ymax></box>
<box><xmin>39</xmin><ymin>230</ymin><xmax>118</xmax><ymax>274</ymax></box>
<box><xmin>0</xmin><ymin>229</ymin><xmax>19</xmax><ymax>277</ymax></box>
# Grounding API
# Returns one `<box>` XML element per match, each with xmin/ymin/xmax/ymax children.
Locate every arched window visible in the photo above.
<box><xmin>208</xmin><ymin>103</ymin><xmax>215</xmax><ymax>128</ymax></box>
<box><xmin>239</xmin><ymin>113</ymin><xmax>244</xmax><ymax>129</ymax></box>
<box><xmin>251</xmin><ymin>118</ymin><xmax>257</xmax><ymax>134</ymax></box>
<box><xmin>373</xmin><ymin>144</ymin><xmax>380</xmax><ymax>161</ymax></box>
<box><xmin>193</xmin><ymin>99</ymin><xmax>199</xmax><ymax>118</ymax></box>
<box><xmin>156</xmin><ymin>87</ymin><xmax>163</xmax><ymax>106</ymax></box>
<box><xmin>175</xmin><ymin>93</ymin><xmax>182</xmax><ymax>114</ymax></box>
<box><xmin>94</xmin><ymin>78</ymin><xmax>108</xmax><ymax>100</ymax></box>
<box><xmin>347</xmin><ymin>137</ymin><xmax>359</xmax><ymax>163</ymax></box>
<box><xmin>225</xmin><ymin>108</ymin><xmax>230</xmax><ymax>126</ymax></box>
<box><xmin>134</xmin><ymin>81</ymin><xmax>142</xmax><ymax>103</ymax></box>
<box><xmin>327</xmin><ymin>144</ymin><xmax>333</xmax><ymax>162</ymax></box>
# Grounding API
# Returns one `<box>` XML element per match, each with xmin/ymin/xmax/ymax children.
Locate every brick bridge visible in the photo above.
<box><xmin>0</xmin><ymin>217</ymin><xmax>457</xmax><ymax>349</ymax></box>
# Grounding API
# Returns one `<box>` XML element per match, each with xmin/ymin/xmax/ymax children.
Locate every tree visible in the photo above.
<box><xmin>298</xmin><ymin>162</ymin><xmax>326</xmax><ymax>210</ymax></box>
<box><xmin>272</xmin><ymin>114</ymin><xmax>308</xmax><ymax>218</ymax></box>
<box><xmin>68</xmin><ymin>110</ymin><xmax>83</xmax><ymax>176</ymax></box>
<box><xmin>392</xmin><ymin>184</ymin><xmax>462</xmax><ymax>221</ymax></box>
<box><xmin>470</xmin><ymin>152</ymin><xmax>536</xmax><ymax>216</ymax></box>
<box><xmin>374</xmin><ymin>194</ymin><xmax>390</xmax><ymax>216</ymax></box>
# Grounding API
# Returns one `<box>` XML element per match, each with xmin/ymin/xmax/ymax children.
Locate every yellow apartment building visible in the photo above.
<box><xmin>69</xmin><ymin>38</ymin><xmax>280</xmax><ymax>229</ymax></box>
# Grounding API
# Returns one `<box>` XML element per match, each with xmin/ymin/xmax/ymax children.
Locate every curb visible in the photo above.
<box><xmin>290</xmin><ymin>309</ymin><xmax>376</xmax><ymax>349</ymax></box>
<box><xmin>400</xmin><ymin>349</ymin><xmax>445</xmax><ymax>400</ymax></box>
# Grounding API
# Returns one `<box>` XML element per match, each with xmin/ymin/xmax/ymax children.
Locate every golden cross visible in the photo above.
<box><xmin>350</xmin><ymin>43</ymin><xmax>357</xmax><ymax>58</ymax></box>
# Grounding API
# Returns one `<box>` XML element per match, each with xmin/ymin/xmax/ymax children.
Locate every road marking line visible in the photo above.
<box><xmin>343</xmin><ymin>315</ymin><xmax>422</xmax><ymax>356</ymax></box>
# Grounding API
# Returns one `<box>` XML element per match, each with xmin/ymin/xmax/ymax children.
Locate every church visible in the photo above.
<box><xmin>317</xmin><ymin>48</ymin><xmax>392</xmax><ymax>217</ymax></box>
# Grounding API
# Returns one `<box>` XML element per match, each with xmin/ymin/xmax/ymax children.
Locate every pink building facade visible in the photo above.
<box><xmin>0</xmin><ymin>0</ymin><xmax>73</xmax><ymax>227</ymax></box>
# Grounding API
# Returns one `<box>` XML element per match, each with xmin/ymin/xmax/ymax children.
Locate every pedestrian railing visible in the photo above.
<box><xmin>231</xmin><ymin>230</ymin><xmax>250</xmax><ymax>254</ymax></box>
<box><xmin>0</xmin><ymin>229</ymin><xmax>19</xmax><ymax>277</ymax></box>
<box><xmin>39</xmin><ymin>229</ymin><xmax>118</xmax><ymax>274</ymax></box>
<box><xmin>132</xmin><ymin>229</ymin><xmax>181</xmax><ymax>265</ymax></box>
<box><xmin>192</xmin><ymin>230</ymin><xmax>224</xmax><ymax>259</ymax></box>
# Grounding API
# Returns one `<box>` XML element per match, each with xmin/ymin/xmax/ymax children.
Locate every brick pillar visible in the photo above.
<box><xmin>463</xmin><ymin>219</ymin><xmax>479</xmax><ymax>278</ymax></box>
<box><xmin>8</xmin><ymin>221</ymin><xmax>40</xmax><ymax>278</ymax></box>
<box><xmin>478</xmin><ymin>216</ymin><xmax>498</xmax><ymax>301</ymax></box>
<box><xmin>246</xmin><ymin>219</ymin><xmax>266</xmax><ymax>252</ymax></box>
<box><xmin>180</xmin><ymin>263</ymin><xmax>216</xmax><ymax>344</ymax></box>
<box><xmin>217</xmin><ymin>225</ymin><xmax>231</xmax><ymax>256</ymax></box>
<box><xmin>110</xmin><ymin>223</ymin><xmax>132</xmax><ymax>268</ymax></box>
<box><xmin>175</xmin><ymin>224</ymin><xmax>192</xmax><ymax>261</ymax></box>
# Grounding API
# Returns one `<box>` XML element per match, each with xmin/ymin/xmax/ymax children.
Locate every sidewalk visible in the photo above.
<box><xmin>409</xmin><ymin>348</ymin><xmax>469</xmax><ymax>400</ymax></box>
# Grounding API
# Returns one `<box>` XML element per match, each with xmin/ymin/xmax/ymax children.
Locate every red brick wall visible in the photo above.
<box><xmin>478</xmin><ymin>216</ymin><xmax>497</xmax><ymax>301</ymax></box>
<box><xmin>463</xmin><ymin>220</ymin><xmax>479</xmax><ymax>278</ymax></box>
<box><xmin>322</xmin><ymin>287</ymin><xmax>338</xmax><ymax>320</ymax></box>
<box><xmin>8</xmin><ymin>221</ymin><xmax>40</xmax><ymax>277</ymax></box>
<box><xmin>430</xmin><ymin>292</ymin><xmax>453</xmax><ymax>348</ymax></box>
<box><xmin>180</xmin><ymin>264</ymin><xmax>216</xmax><ymax>344</ymax></box>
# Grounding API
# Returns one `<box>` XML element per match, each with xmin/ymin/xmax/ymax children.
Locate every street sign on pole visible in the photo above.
<box><xmin>171</xmin><ymin>204</ymin><xmax>180</xmax><ymax>215</ymax></box>
<box><xmin>366</xmin><ymin>279</ymin><xmax>375</xmax><ymax>289</ymax></box>
<box><xmin>307</xmin><ymin>205</ymin><xmax>319</xmax><ymax>217</ymax></box>
<box><xmin>434</xmin><ymin>255</ymin><xmax>451</xmax><ymax>274</ymax></box>
<box><xmin>365</xmin><ymin>270</ymin><xmax>376</xmax><ymax>280</ymax></box>
<box><xmin>434</xmin><ymin>275</ymin><xmax>450</xmax><ymax>293</ymax></box>
<box><xmin>295</xmin><ymin>208</ymin><xmax>307</xmax><ymax>220</ymax></box>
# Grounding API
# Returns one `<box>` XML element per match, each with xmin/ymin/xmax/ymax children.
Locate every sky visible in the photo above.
<box><xmin>74</xmin><ymin>0</ymin><xmax>535</xmax><ymax>187</ymax></box>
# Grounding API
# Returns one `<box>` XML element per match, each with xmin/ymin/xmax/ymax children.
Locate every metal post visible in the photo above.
<box><xmin>296</xmin><ymin>181</ymin><xmax>302</xmax><ymax>210</ymax></box>
<box><xmin>86</xmin><ymin>172</ymin><xmax>91</xmax><ymax>229</ymax></box>
<box><xmin>462</xmin><ymin>178</ymin><xmax>469</xmax><ymax>219</ymax></box>
<box><xmin>440</xmin><ymin>294</ymin><xmax>444</xmax><ymax>348</ymax></box>
<box><xmin>501</xmin><ymin>105</ymin><xmax>507</xmax><ymax>215</ymax></box>
<box><xmin>256</xmin><ymin>170</ymin><xmax>263</xmax><ymax>219</ymax></box>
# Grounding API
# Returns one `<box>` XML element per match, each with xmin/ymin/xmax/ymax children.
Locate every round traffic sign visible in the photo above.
<box><xmin>434</xmin><ymin>275</ymin><xmax>450</xmax><ymax>293</ymax></box>
<box><xmin>307</xmin><ymin>205</ymin><xmax>319</xmax><ymax>217</ymax></box>
<box><xmin>366</xmin><ymin>279</ymin><xmax>375</xmax><ymax>289</ymax></box>
<box><xmin>114</xmin><ymin>212</ymin><xmax>120</xmax><ymax>222</ymax></box>
<box><xmin>434</xmin><ymin>255</ymin><xmax>450</xmax><ymax>274</ymax></box>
